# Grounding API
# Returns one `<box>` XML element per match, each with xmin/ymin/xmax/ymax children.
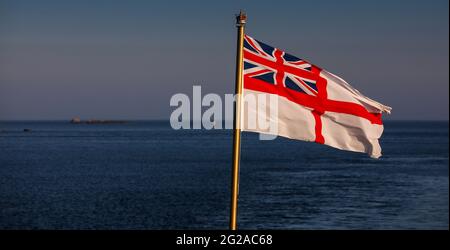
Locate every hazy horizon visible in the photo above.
<box><xmin>1</xmin><ymin>0</ymin><xmax>448</xmax><ymax>121</ymax></box>
<box><xmin>1</xmin><ymin>119</ymin><xmax>449</xmax><ymax>122</ymax></box>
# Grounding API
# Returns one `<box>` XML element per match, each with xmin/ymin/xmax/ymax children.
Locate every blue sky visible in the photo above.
<box><xmin>0</xmin><ymin>0</ymin><xmax>448</xmax><ymax>120</ymax></box>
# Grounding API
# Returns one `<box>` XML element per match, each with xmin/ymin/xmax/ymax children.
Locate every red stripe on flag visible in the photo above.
<box><xmin>244</xmin><ymin>76</ymin><xmax>383</xmax><ymax>125</ymax></box>
<box><xmin>312</xmin><ymin>110</ymin><xmax>325</xmax><ymax>144</ymax></box>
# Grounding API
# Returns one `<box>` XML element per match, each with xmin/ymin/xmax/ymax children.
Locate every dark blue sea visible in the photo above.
<box><xmin>0</xmin><ymin>121</ymin><xmax>448</xmax><ymax>229</ymax></box>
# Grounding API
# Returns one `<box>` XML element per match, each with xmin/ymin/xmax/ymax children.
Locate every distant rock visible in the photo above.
<box><xmin>70</xmin><ymin>117</ymin><xmax>127</xmax><ymax>124</ymax></box>
<box><xmin>23</xmin><ymin>128</ymin><xmax>32</xmax><ymax>132</ymax></box>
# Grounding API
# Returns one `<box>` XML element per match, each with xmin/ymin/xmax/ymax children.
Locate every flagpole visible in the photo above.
<box><xmin>230</xmin><ymin>10</ymin><xmax>246</xmax><ymax>230</ymax></box>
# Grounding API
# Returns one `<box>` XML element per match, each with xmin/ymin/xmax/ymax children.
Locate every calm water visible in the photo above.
<box><xmin>0</xmin><ymin>121</ymin><xmax>448</xmax><ymax>229</ymax></box>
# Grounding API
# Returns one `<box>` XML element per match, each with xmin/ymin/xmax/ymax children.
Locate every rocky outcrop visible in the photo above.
<box><xmin>70</xmin><ymin>117</ymin><xmax>126</xmax><ymax>124</ymax></box>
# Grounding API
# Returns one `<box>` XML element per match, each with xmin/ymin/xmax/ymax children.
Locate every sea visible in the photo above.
<box><xmin>0</xmin><ymin>121</ymin><xmax>448</xmax><ymax>229</ymax></box>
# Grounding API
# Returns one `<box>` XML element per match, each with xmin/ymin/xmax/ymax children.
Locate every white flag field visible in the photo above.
<box><xmin>241</xmin><ymin>35</ymin><xmax>392</xmax><ymax>158</ymax></box>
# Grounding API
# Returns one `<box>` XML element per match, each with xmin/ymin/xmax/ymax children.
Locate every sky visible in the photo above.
<box><xmin>0</xmin><ymin>0</ymin><xmax>448</xmax><ymax>120</ymax></box>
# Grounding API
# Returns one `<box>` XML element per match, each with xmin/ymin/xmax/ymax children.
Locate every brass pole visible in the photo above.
<box><xmin>230</xmin><ymin>11</ymin><xmax>246</xmax><ymax>230</ymax></box>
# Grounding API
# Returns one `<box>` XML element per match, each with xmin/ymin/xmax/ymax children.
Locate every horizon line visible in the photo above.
<box><xmin>0</xmin><ymin>119</ymin><xmax>449</xmax><ymax>122</ymax></box>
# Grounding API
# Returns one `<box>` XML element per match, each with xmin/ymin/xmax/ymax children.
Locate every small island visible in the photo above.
<box><xmin>70</xmin><ymin>117</ymin><xmax>127</xmax><ymax>124</ymax></box>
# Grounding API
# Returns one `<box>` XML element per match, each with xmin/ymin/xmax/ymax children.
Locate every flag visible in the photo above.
<box><xmin>241</xmin><ymin>34</ymin><xmax>392</xmax><ymax>158</ymax></box>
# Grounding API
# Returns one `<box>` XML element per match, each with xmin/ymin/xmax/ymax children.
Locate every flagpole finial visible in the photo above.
<box><xmin>236</xmin><ymin>10</ymin><xmax>246</xmax><ymax>26</ymax></box>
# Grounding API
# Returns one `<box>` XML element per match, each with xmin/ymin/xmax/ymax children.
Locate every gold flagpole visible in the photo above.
<box><xmin>230</xmin><ymin>10</ymin><xmax>246</xmax><ymax>230</ymax></box>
